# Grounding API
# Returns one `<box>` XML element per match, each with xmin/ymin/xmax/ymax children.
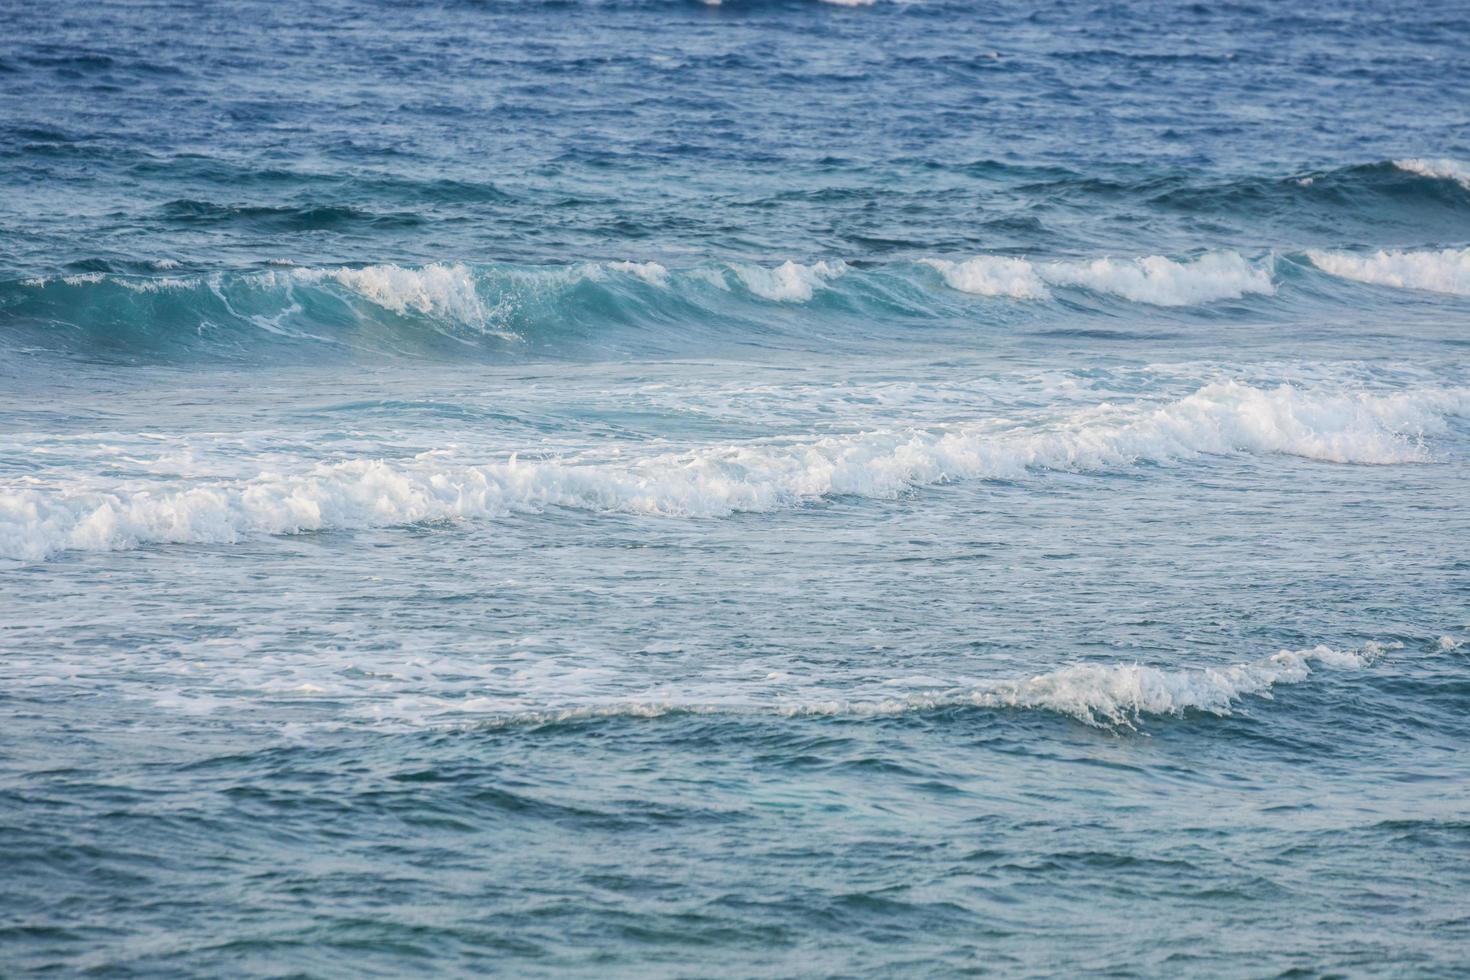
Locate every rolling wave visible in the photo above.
<box><xmin>1393</xmin><ymin>158</ymin><xmax>1470</xmax><ymax>190</ymax></box>
<box><xmin>923</xmin><ymin>251</ymin><xmax>1274</xmax><ymax>305</ymax></box>
<box><xmin>1308</xmin><ymin>246</ymin><xmax>1470</xmax><ymax>297</ymax></box>
<box><xmin>6</xmin><ymin>243</ymin><xmax>1461</xmax><ymax>361</ymax></box>
<box><xmin>452</xmin><ymin>641</ymin><xmax>1398</xmax><ymax>731</ymax></box>
<box><xmin>3</xmin><ymin>381</ymin><xmax>1463</xmax><ymax>561</ymax></box>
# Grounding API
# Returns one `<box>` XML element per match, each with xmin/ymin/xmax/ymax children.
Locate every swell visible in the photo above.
<box><xmin>1019</xmin><ymin>159</ymin><xmax>1470</xmax><ymax>228</ymax></box>
<box><xmin>3</xmin><ymin>381</ymin><xmax>1464</xmax><ymax>561</ymax></box>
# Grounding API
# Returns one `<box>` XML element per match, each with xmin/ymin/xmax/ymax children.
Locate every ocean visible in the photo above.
<box><xmin>2</xmin><ymin>0</ymin><xmax>1469</xmax><ymax>975</ymax></box>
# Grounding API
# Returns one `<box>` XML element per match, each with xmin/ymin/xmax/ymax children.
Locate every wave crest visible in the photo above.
<box><xmin>925</xmin><ymin>251</ymin><xmax>1275</xmax><ymax>306</ymax></box>
<box><xmin>730</xmin><ymin>259</ymin><xmax>848</xmax><ymax>301</ymax></box>
<box><xmin>1307</xmin><ymin>246</ymin><xmax>1470</xmax><ymax>297</ymax></box>
<box><xmin>297</xmin><ymin>262</ymin><xmax>504</xmax><ymax>332</ymax></box>
<box><xmin>1393</xmin><ymin>157</ymin><xmax>1470</xmax><ymax>190</ymax></box>
<box><xmin>1042</xmin><ymin>251</ymin><xmax>1275</xmax><ymax>306</ymax></box>
<box><xmin>923</xmin><ymin>255</ymin><xmax>1050</xmax><ymax>299</ymax></box>
<box><xmin>468</xmin><ymin>642</ymin><xmax>1395</xmax><ymax>731</ymax></box>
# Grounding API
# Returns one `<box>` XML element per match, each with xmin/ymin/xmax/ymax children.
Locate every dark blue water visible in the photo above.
<box><xmin>3</xmin><ymin>1</ymin><xmax>1469</xmax><ymax>975</ymax></box>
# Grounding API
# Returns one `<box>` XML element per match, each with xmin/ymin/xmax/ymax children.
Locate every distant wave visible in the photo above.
<box><xmin>703</xmin><ymin>0</ymin><xmax>879</xmax><ymax>5</ymax></box>
<box><xmin>1019</xmin><ymin>159</ymin><xmax>1470</xmax><ymax>220</ymax></box>
<box><xmin>458</xmin><ymin>641</ymin><xmax>1398</xmax><ymax>731</ymax></box>
<box><xmin>1307</xmin><ymin>246</ymin><xmax>1470</xmax><ymax>297</ymax></box>
<box><xmin>4</xmin><ymin>381</ymin><xmax>1463</xmax><ymax>561</ymax></box>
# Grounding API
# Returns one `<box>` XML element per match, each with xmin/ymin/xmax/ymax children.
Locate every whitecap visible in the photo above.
<box><xmin>731</xmin><ymin>259</ymin><xmax>848</xmax><ymax>302</ymax></box>
<box><xmin>1393</xmin><ymin>157</ymin><xmax>1470</xmax><ymax>190</ymax></box>
<box><xmin>1042</xmin><ymin>251</ymin><xmax>1275</xmax><ymax>306</ymax></box>
<box><xmin>314</xmin><ymin>262</ymin><xmax>484</xmax><ymax>320</ymax></box>
<box><xmin>606</xmin><ymin>260</ymin><xmax>670</xmax><ymax>286</ymax></box>
<box><xmin>1307</xmin><ymin>246</ymin><xmax>1470</xmax><ymax>297</ymax></box>
<box><xmin>925</xmin><ymin>251</ymin><xmax>1275</xmax><ymax>306</ymax></box>
<box><xmin>3</xmin><ymin>381</ymin><xmax>1462</xmax><ymax>561</ymax></box>
<box><xmin>462</xmin><ymin>641</ymin><xmax>1396</xmax><ymax>731</ymax></box>
<box><xmin>922</xmin><ymin>255</ymin><xmax>1049</xmax><ymax>299</ymax></box>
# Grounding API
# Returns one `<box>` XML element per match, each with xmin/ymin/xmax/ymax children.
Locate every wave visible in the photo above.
<box><xmin>461</xmin><ymin>642</ymin><xmax>1396</xmax><ymax>731</ymax></box>
<box><xmin>158</xmin><ymin>198</ymin><xmax>425</xmax><ymax>232</ymax></box>
<box><xmin>0</xmin><ymin>249</ymin><xmax>1279</xmax><ymax>361</ymax></box>
<box><xmin>921</xmin><ymin>256</ymin><xmax>1049</xmax><ymax>299</ymax></box>
<box><xmin>728</xmin><ymin>259</ymin><xmax>848</xmax><ymax>301</ymax></box>
<box><xmin>606</xmin><ymin>260</ymin><xmax>670</xmax><ymax>285</ymax></box>
<box><xmin>702</xmin><ymin>0</ymin><xmax>879</xmax><ymax>6</ymax></box>
<box><xmin>6</xmin><ymin>235</ymin><xmax>1470</xmax><ymax>361</ymax></box>
<box><xmin>3</xmin><ymin>381</ymin><xmax>1463</xmax><ymax>561</ymax></box>
<box><xmin>1041</xmin><ymin>252</ymin><xmax>1275</xmax><ymax>305</ymax></box>
<box><xmin>1307</xmin><ymin>246</ymin><xmax>1470</xmax><ymax>297</ymax></box>
<box><xmin>289</xmin><ymin>262</ymin><xmax>511</xmax><ymax>336</ymax></box>
<box><xmin>1017</xmin><ymin>159</ymin><xmax>1470</xmax><ymax>229</ymax></box>
<box><xmin>1393</xmin><ymin>158</ymin><xmax>1470</xmax><ymax>191</ymax></box>
<box><xmin>925</xmin><ymin>251</ymin><xmax>1274</xmax><ymax>305</ymax></box>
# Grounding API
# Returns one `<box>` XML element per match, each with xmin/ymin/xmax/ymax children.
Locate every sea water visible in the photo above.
<box><xmin>2</xmin><ymin>0</ymin><xmax>1468</xmax><ymax>975</ymax></box>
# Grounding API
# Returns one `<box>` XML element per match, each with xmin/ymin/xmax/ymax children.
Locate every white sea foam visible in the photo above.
<box><xmin>1306</xmin><ymin>247</ymin><xmax>1470</xmax><ymax>297</ymax></box>
<box><xmin>1043</xmin><ymin>252</ymin><xmax>1275</xmax><ymax>305</ymax></box>
<box><xmin>313</xmin><ymin>262</ymin><xmax>487</xmax><ymax>321</ymax></box>
<box><xmin>274</xmin><ymin>262</ymin><xmax>516</xmax><ymax>336</ymax></box>
<box><xmin>926</xmin><ymin>251</ymin><xmax>1275</xmax><ymax>306</ymax></box>
<box><xmin>2</xmin><ymin>382</ymin><xmax>1463</xmax><ymax>561</ymax></box>
<box><xmin>467</xmin><ymin>642</ymin><xmax>1394</xmax><ymax>730</ymax></box>
<box><xmin>886</xmin><ymin>641</ymin><xmax>1392</xmax><ymax>727</ymax></box>
<box><xmin>119</xmin><ymin>276</ymin><xmax>194</xmax><ymax>293</ymax></box>
<box><xmin>1393</xmin><ymin>157</ymin><xmax>1470</xmax><ymax>190</ymax></box>
<box><xmin>923</xmin><ymin>255</ymin><xmax>1050</xmax><ymax>299</ymax></box>
<box><xmin>606</xmin><ymin>260</ymin><xmax>670</xmax><ymax>286</ymax></box>
<box><xmin>732</xmin><ymin>260</ymin><xmax>848</xmax><ymax>301</ymax></box>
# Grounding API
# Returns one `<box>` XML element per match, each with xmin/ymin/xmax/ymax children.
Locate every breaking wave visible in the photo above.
<box><xmin>926</xmin><ymin>251</ymin><xmax>1274</xmax><ymax>305</ymax></box>
<box><xmin>6</xmin><ymin>230</ymin><xmax>1470</xmax><ymax>362</ymax></box>
<box><xmin>922</xmin><ymin>256</ymin><xmax>1050</xmax><ymax>299</ymax></box>
<box><xmin>1393</xmin><ymin>157</ymin><xmax>1470</xmax><ymax>190</ymax></box>
<box><xmin>1307</xmin><ymin>246</ymin><xmax>1470</xmax><ymax>297</ymax></box>
<box><xmin>0</xmin><ymin>250</ymin><xmax>1287</xmax><ymax>361</ymax></box>
<box><xmin>729</xmin><ymin>259</ymin><xmax>848</xmax><ymax>301</ymax></box>
<box><xmin>460</xmin><ymin>641</ymin><xmax>1396</xmax><ymax>731</ymax></box>
<box><xmin>3</xmin><ymin>381</ymin><xmax>1463</xmax><ymax>561</ymax></box>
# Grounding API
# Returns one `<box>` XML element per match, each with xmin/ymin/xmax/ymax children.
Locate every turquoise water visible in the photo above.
<box><xmin>3</xmin><ymin>1</ymin><xmax>1469</xmax><ymax>975</ymax></box>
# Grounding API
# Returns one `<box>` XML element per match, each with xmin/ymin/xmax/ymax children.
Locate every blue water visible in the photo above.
<box><xmin>3</xmin><ymin>0</ymin><xmax>1470</xmax><ymax>975</ymax></box>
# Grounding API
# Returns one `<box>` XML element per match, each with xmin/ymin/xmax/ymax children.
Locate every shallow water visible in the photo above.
<box><xmin>3</xmin><ymin>0</ymin><xmax>1469</xmax><ymax>976</ymax></box>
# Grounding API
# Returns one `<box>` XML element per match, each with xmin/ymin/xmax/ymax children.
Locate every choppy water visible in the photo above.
<box><xmin>3</xmin><ymin>0</ymin><xmax>1470</xmax><ymax>976</ymax></box>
